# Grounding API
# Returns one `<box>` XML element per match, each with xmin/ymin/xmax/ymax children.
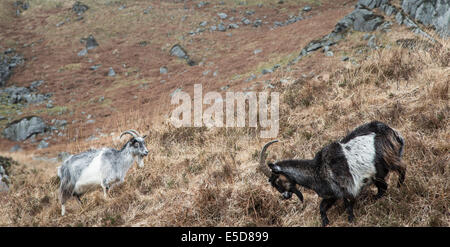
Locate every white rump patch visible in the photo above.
<box><xmin>340</xmin><ymin>133</ymin><xmax>377</xmax><ymax>196</ymax></box>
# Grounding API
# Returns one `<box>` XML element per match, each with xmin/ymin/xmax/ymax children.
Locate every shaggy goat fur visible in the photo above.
<box><xmin>260</xmin><ymin>121</ymin><xmax>406</xmax><ymax>226</ymax></box>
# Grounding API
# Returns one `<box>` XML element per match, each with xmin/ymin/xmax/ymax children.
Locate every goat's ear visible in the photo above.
<box><xmin>268</xmin><ymin>163</ymin><xmax>282</xmax><ymax>174</ymax></box>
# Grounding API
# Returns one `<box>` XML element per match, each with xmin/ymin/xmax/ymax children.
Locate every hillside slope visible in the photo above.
<box><xmin>0</xmin><ymin>0</ymin><xmax>448</xmax><ymax>226</ymax></box>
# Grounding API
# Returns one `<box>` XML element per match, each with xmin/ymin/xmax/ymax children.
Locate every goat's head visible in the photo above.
<box><xmin>259</xmin><ymin>140</ymin><xmax>304</xmax><ymax>202</ymax></box>
<box><xmin>120</xmin><ymin>129</ymin><xmax>149</xmax><ymax>167</ymax></box>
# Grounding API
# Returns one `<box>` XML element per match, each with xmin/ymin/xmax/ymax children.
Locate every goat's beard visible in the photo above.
<box><xmin>137</xmin><ymin>156</ymin><xmax>144</xmax><ymax>168</ymax></box>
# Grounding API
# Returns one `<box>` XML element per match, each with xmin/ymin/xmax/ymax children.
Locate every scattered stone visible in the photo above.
<box><xmin>37</xmin><ymin>140</ymin><xmax>49</xmax><ymax>149</ymax></box>
<box><xmin>303</xmin><ymin>6</ymin><xmax>312</xmax><ymax>12</ymax></box>
<box><xmin>199</xmin><ymin>21</ymin><xmax>208</xmax><ymax>27</ymax></box>
<box><xmin>85</xmin><ymin>35</ymin><xmax>99</xmax><ymax>50</ymax></box>
<box><xmin>210</xmin><ymin>25</ymin><xmax>217</xmax><ymax>31</ymax></box>
<box><xmin>253</xmin><ymin>19</ymin><xmax>262</xmax><ymax>27</ymax></box>
<box><xmin>170</xmin><ymin>44</ymin><xmax>188</xmax><ymax>59</ymax></box>
<box><xmin>367</xmin><ymin>35</ymin><xmax>377</xmax><ymax>49</ymax></box>
<box><xmin>218</xmin><ymin>13</ymin><xmax>228</xmax><ymax>19</ymax></box>
<box><xmin>228</xmin><ymin>23</ymin><xmax>239</xmax><ymax>29</ymax></box>
<box><xmin>245</xmin><ymin>74</ymin><xmax>256</xmax><ymax>82</ymax></box>
<box><xmin>254</xmin><ymin>49</ymin><xmax>262</xmax><ymax>55</ymax></box>
<box><xmin>2</xmin><ymin>116</ymin><xmax>47</xmax><ymax>141</ymax></box>
<box><xmin>143</xmin><ymin>6</ymin><xmax>152</xmax><ymax>14</ymax></box>
<box><xmin>218</xmin><ymin>23</ymin><xmax>227</xmax><ymax>31</ymax></box>
<box><xmin>325</xmin><ymin>51</ymin><xmax>334</xmax><ymax>56</ymax></box>
<box><xmin>242</xmin><ymin>18</ymin><xmax>251</xmax><ymax>25</ymax></box>
<box><xmin>202</xmin><ymin>70</ymin><xmax>210</xmax><ymax>76</ymax></box>
<box><xmin>245</xmin><ymin>10</ymin><xmax>255</xmax><ymax>16</ymax></box>
<box><xmin>262</xmin><ymin>68</ymin><xmax>273</xmax><ymax>74</ymax></box>
<box><xmin>89</xmin><ymin>64</ymin><xmax>101</xmax><ymax>71</ymax></box>
<box><xmin>78</xmin><ymin>48</ymin><xmax>88</xmax><ymax>57</ymax></box>
<box><xmin>86</xmin><ymin>119</ymin><xmax>95</xmax><ymax>124</ymax></box>
<box><xmin>341</xmin><ymin>56</ymin><xmax>350</xmax><ymax>61</ymax></box>
<box><xmin>108</xmin><ymin>67</ymin><xmax>116</xmax><ymax>77</ymax></box>
<box><xmin>118</xmin><ymin>5</ymin><xmax>126</xmax><ymax>10</ymax></box>
<box><xmin>160</xmin><ymin>66</ymin><xmax>168</xmax><ymax>74</ymax></box>
<box><xmin>29</xmin><ymin>80</ymin><xmax>44</xmax><ymax>91</ymax></box>
<box><xmin>56</xmin><ymin>21</ymin><xmax>65</xmax><ymax>27</ymax></box>
<box><xmin>72</xmin><ymin>1</ymin><xmax>89</xmax><ymax>15</ymax></box>
<box><xmin>197</xmin><ymin>1</ymin><xmax>209</xmax><ymax>8</ymax></box>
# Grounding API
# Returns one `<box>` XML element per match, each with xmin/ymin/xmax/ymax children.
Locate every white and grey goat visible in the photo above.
<box><xmin>259</xmin><ymin>121</ymin><xmax>406</xmax><ymax>226</ymax></box>
<box><xmin>57</xmin><ymin>130</ymin><xmax>148</xmax><ymax>216</ymax></box>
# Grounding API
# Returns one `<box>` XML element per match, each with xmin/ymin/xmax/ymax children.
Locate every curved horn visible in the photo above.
<box><xmin>259</xmin><ymin>140</ymin><xmax>279</xmax><ymax>177</ymax></box>
<box><xmin>128</xmin><ymin>129</ymin><xmax>141</xmax><ymax>137</ymax></box>
<box><xmin>120</xmin><ymin>130</ymin><xmax>139</xmax><ymax>139</ymax></box>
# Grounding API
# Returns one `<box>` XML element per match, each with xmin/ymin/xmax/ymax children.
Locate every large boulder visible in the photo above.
<box><xmin>2</xmin><ymin>116</ymin><xmax>47</xmax><ymax>141</ymax></box>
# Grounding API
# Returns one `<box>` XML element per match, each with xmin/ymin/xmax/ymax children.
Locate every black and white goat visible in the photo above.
<box><xmin>259</xmin><ymin>121</ymin><xmax>406</xmax><ymax>226</ymax></box>
<box><xmin>57</xmin><ymin>130</ymin><xmax>148</xmax><ymax>216</ymax></box>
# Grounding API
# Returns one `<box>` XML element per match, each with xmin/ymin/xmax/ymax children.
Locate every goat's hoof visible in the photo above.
<box><xmin>348</xmin><ymin>215</ymin><xmax>354</xmax><ymax>223</ymax></box>
<box><xmin>321</xmin><ymin>218</ymin><xmax>329</xmax><ymax>227</ymax></box>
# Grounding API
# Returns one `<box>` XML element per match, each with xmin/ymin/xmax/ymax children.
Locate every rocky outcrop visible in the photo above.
<box><xmin>0</xmin><ymin>49</ymin><xmax>24</xmax><ymax>87</ymax></box>
<box><xmin>2</xmin><ymin>116</ymin><xmax>47</xmax><ymax>141</ymax></box>
<box><xmin>0</xmin><ymin>156</ymin><xmax>19</xmax><ymax>192</ymax></box>
<box><xmin>291</xmin><ymin>0</ymin><xmax>448</xmax><ymax>64</ymax></box>
<box><xmin>401</xmin><ymin>0</ymin><xmax>449</xmax><ymax>37</ymax></box>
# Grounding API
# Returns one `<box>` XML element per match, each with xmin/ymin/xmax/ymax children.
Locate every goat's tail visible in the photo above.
<box><xmin>381</xmin><ymin>127</ymin><xmax>406</xmax><ymax>187</ymax></box>
<box><xmin>58</xmin><ymin>165</ymin><xmax>75</xmax><ymax>205</ymax></box>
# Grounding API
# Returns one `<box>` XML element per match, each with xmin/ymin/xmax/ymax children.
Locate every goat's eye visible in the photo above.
<box><xmin>134</xmin><ymin>142</ymin><xmax>139</xmax><ymax>148</ymax></box>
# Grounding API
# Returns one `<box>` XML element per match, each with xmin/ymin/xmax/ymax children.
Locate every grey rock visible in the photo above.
<box><xmin>86</xmin><ymin>119</ymin><xmax>95</xmax><ymax>124</ymax></box>
<box><xmin>78</xmin><ymin>48</ymin><xmax>88</xmax><ymax>57</ymax></box>
<box><xmin>37</xmin><ymin>140</ymin><xmax>49</xmax><ymax>149</ymax></box>
<box><xmin>357</xmin><ymin>0</ymin><xmax>387</xmax><ymax>9</ymax></box>
<box><xmin>89</xmin><ymin>64</ymin><xmax>101</xmax><ymax>70</ymax></box>
<box><xmin>242</xmin><ymin>18</ymin><xmax>251</xmax><ymax>25</ymax></box>
<box><xmin>118</xmin><ymin>5</ymin><xmax>126</xmax><ymax>10</ymax></box>
<box><xmin>228</xmin><ymin>23</ymin><xmax>239</xmax><ymax>29</ymax></box>
<box><xmin>85</xmin><ymin>35</ymin><xmax>99</xmax><ymax>50</ymax></box>
<box><xmin>72</xmin><ymin>1</ymin><xmax>89</xmax><ymax>15</ymax></box>
<box><xmin>56</xmin><ymin>21</ymin><xmax>65</xmax><ymax>27</ymax></box>
<box><xmin>170</xmin><ymin>44</ymin><xmax>189</xmax><ymax>59</ymax></box>
<box><xmin>197</xmin><ymin>1</ymin><xmax>209</xmax><ymax>8</ymax></box>
<box><xmin>2</xmin><ymin>116</ymin><xmax>47</xmax><ymax>141</ymax></box>
<box><xmin>254</xmin><ymin>49</ymin><xmax>262</xmax><ymax>55</ymax></box>
<box><xmin>200</xmin><ymin>21</ymin><xmax>208</xmax><ymax>26</ymax></box>
<box><xmin>325</xmin><ymin>51</ymin><xmax>334</xmax><ymax>56</ymax></box>
<box><xmin>395</xmin><ymin>11</ymin><xmax>403</xmax><ymax>24</ymax></box>
<box><xmin>210</xmin><ymin>25</ymin><xmax>217</xmax><ymax>31</ymax></box>
<box><xmin>218</xmin><ymin>23</ymin><xmax>227</xmax><ymax>31</ymax></box>
<box><xmin>245</xmin><ymin>10</ymin><xmax>255</xmax><ymax>16</ymax></box>
<box><xmin>262</xmin><ymin>68</ymin><xmax>273</xmax><ymax>74</ymax></box>
<box><xmin>341</xmin><ymin>56</ymin><xmax>350</xmax><ymax>61</ymax></box>
<box><xmin>160</xmin><ymin>66</ymin><xmax>168</xmax><ymax>74</ymax></box>
<box><xmin>108</xmin><ymin>67</ymin><xmax>116</xmax><ymax>77</ymax></box>
<box><xmin>143</xmin><ymin>6</ymin><xmax>152</xmax><ymax>14</ymax></box>
<box><xmin>218</xmin><ymin>13</ymin><xmax>228</xmax><ymax>19</ymax></box>
<box><xmin>253</xmin><ymin>19</ymin><xmax>262</xmax><ymax>27</ymax></box>
<box><xmin>303</xmin><ymin>6</ymin><xmax>312</xmax><ymax>12</ymax></box>
<box><xmin>29</xmin><ymin>80</ymin><xmax>44</xmax><ymax>91</ymax></box>
<box><xmin>368</xmin><ymin>35</ymin><xmax>377</xmax><ymax>48</ymax></box>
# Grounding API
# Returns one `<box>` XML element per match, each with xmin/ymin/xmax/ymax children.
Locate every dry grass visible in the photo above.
<box><xmin>1</xmin><ymin>35</ymin><xmax>448</xmax><ymax>226</ymax></box>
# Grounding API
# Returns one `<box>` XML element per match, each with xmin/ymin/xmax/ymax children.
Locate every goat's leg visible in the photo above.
<box><xmin>319</xmin><ymin>198</ymin><xmax>336</xmax><ymax>226</ymax></box>
<box><xmin>101</xmin><ymin>180</ymin><xmax>110</xmax><ymax>199</ymax></box>
<box><xmin>290</xmin><ymin>186</ymin><xmax>304</xmax><ymax>202</ymax></box>
<box><xmin>373</xmin><ymin>178</ymin><xmax>387</xmax><ymax>199</ymax></box>
<box><xmin>391</xmin><ymin>163</ymin><xmax>406</xmax><ymax>187</ymax></box>
<box><xmin>343</xmin><ymin>198</ymin><xmax>355</xmax><ymax>223</ymax></box>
